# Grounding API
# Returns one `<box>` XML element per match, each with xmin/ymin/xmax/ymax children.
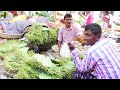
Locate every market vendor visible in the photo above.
<box><xmin>57</xmin><ymin>14</ymin><xmax>81</xmax><ymax>52</ymax></box>
<box><xmin>67</xmin><ymin>23</ymin><xmax>120</xmax><ymax>79</ymax></box>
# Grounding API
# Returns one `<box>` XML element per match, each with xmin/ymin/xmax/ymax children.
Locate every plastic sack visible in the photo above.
<box><xmin>60</xmin><ymin>42</ymin><xmax>71</xmax><ymax>58</ymax></box>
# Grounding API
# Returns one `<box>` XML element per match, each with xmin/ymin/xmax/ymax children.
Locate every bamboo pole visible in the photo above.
<box><xmin>53</xmin><ymin>11</ymin><xmax>56</xmax><ymax>21</ymax></box>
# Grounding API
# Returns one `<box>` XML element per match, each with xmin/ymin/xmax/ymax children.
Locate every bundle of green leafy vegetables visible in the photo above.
<box><xmin>25</xmin><ymin>23</ymin><xmax>58</xmax><ymax>52</ymax></box>
<box><xmin>77</xmin><ymin>16</ymin><xmax>85</xmax><ymax>26</ymax></box>
<box><xmin>0</xmin><ymin>11</ymin><xmax>8</xmax><ymax>18</ymax></box>
<box><xmin>0</xmin><ymin>40</ymin><xmax>75</xmax><ymax>79</ymax></box>
<box><xmin>96</xmin><ymin>19</ymin><xmax>103</xmax><ymax>26</ymax></box>
<box><xmin>35</xmin><ymin>11</ymin><xmax>54</xmax><ymax>22</ymax></box>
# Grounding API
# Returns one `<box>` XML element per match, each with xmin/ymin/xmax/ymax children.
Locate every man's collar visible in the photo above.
<box><xmin>64</xmin><ymin>25</ymin><xmax>73</xmax><ymax>30</ymax></box>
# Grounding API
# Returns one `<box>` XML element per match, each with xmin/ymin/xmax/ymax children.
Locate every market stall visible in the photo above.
<box><xmin>0</xmin><ymin>11</ymin><xmax>76</xmax><ymax>79</ymax></box>
<box><xmin>0</xmin><ymin>11</ymin><xmax>119</xmax><ymax>79</ymax></box>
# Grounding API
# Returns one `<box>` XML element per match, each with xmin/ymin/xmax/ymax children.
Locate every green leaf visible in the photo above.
<box><xmin>33</xmin><ymin>54</ymin><xmax>53</xmax><ymax>67</ymax></box>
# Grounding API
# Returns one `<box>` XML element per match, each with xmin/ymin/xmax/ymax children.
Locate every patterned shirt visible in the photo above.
<box><xmin>71</xmin><ymin>38</ymin><xmax>120</xmax><ymax>79</ymax></box>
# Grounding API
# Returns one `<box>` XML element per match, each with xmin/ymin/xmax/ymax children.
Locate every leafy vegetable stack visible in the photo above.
<box><xmin>25</xmin><ymin>23</ymin><xmax>58</xmax><ymax>52</ymax></box>
<box><xmin>0</xmin><ymin>40</ymin><xmax>75</xmax><ymax>79</ymax></box>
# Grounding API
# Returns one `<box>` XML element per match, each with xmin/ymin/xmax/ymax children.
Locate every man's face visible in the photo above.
<box><xmin>83</xmin><ymin>30</ymin><xmax>100</xmax><ymax>46</ymax></box>
<box><xmin>103</xmin><ymin>11</ymin><xmax>108</xmax><ymax>16</ymax></box>
<box><xmin>64</xmin><ymin>17</ymin><xmax>72</xmax><ymax>26</ymax></box>
<box><xmin>86</xmin><ymin>11</ymin><xmax>90</xmax><ymax>14</ymax></box>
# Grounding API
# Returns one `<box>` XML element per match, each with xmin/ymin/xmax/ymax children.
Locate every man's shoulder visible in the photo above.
<box><xmin>72</xmin><ymin>23</ymin><xmax>79</xmax><ymax>28</ymax></box>
<box><xmin>59</xmin><ymin>25</ymin><xmax>65</xmax><ymax>30</ymax></box>
<box><xmin>88</xmin><ymin>39</ymin><xmax>109</xmax><ymax>54</ymax></box>
<box><xmin>72</xmin><ymin>23</ymin><xmax>81</xmax><ymax>30</ymax></box>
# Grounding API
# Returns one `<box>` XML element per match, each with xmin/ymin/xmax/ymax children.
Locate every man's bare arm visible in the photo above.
<box><xmin>58</xmin><ymin>40</ymin><xmax>62</xmax><ymax>52</ymax></box>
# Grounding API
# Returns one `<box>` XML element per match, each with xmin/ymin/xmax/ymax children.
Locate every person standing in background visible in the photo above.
<box><xmin>78</xmin><ymin>11</ymin><xmax>94</xmax><ymax>27</ymax></box>
<box><xmin>102</xmin><ymin>11</ymin><xmax>113</xmax><ymax>29</ymax></box>
<box><xmin>86</xmin><ymin>11</ymin><xmax>94</xmax><ymax>25</ymax></box>
<box><xmin>93</xmin><ymin>11</ymin><xmax>101</xmax><ymax>23</ymax></box>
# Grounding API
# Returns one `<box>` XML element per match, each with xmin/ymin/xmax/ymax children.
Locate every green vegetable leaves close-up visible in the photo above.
<box><xmin>0</xmin><ymin>40</ymin><xmax>75</xmax><ymax>79</ymax></box>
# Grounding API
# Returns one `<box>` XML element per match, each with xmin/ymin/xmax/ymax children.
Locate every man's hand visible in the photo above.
<box><xmin>67</xmin><ymin>42</ymin><xmax>75</xmax><ymax>51</ymax></box>
<box><xmin>58</xmin><ymin>41</ymin><xmax>62</xmax><ymax>53</ymax></box>
<box><xmin>73</xmin><ymin>37</ymin><xmax>76</xmax><ymax>41</ymax></box>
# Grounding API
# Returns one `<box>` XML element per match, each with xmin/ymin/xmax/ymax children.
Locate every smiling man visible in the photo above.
<box><xmin>68</xmin><ymin>23</ymin><xmax>120</xmax><ymax>79</ymax></box>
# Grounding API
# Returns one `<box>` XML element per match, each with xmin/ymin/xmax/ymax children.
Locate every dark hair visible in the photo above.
<box><xmin>85</xmin><ymin>23</ymin><xmax>102</xmax><ymax>35</ymax></box>
<box><xmin>64</xmin><ymin>14</ymin><xmax>72</xmax><ymax>19</ymax></box>
<box><xmin>103</xmin><ymin>11</ymin><xmax>109</xmax><ymax>15</ymax></box>
<box><xmin>105</xmin><ymin>11</ymin><xmax>109</xmax><ymax>14</ymax></box>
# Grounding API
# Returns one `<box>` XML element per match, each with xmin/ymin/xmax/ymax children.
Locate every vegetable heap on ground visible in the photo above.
<box><xmin>0</xmin><ymin>40</ymin><xmax>75</xmax><ymax>79</ymax></box>
<box><xmin>25</xmin><ymin>23</ymin><xmax>58</xmax><ymax>52</ymax></box>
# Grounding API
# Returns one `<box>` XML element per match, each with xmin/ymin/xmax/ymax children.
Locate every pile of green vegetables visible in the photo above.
<box><xmin>96</xmin><ymin>19</ymin><xmax>103</xmax><ymax>26</ymax></box>
<box><xmin>25</xmin><ymin>23</ymin><xmax>58</xmax><ymax>52</ymax></box>
<box><xmin>29</xmin><ymin>11</ymin><xmax>54</xmax><ymax>22</ymax></box>
<box><xmin>0</xmin><ymin>11</ymin><xmax>8</xmax><ymax>18</ymax></box>
<box><xmin>0</xmin><ymin>40</ymin><xmax>75</xmax><ymax>79</ymax></box>
<box><xmin>35</xmin><ymin>11</ymin><xmax>54</xmax><ymax>22</ymax></box>
<box><xmin>77</xmin><ymin>16</ymin><xmax>85</xmax><ymax>26</ymax></box>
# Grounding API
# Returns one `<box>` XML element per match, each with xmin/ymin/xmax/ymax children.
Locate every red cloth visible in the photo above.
<box><xmin>60</xmin><ymin>19</ymin><xmax>64</xmax><ymax>24</ymax></box>
<box><xmin>47</xmin><ymin>22</ymin><xmax>57</xmax><ymax>28</ymax></box>
<box><xmin>10</xmin><ymin>11</ymin><xmax>18</xmax><ymax>15</ymax></box>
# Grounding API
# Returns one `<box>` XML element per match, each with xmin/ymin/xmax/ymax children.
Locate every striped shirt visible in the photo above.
<box><xmin>71</xmin><ymin>38</ymin><xmax>120</xmax><ymax>79</ymax></box>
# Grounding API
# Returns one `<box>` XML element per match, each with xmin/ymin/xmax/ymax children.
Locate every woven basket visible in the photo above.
<box><xmin>23</xmin><ymin>26</ymin><xmax>32</xmax><ymax>33</ymax></box>
<box><xmin>0</xmin><ymin>33</ymin><xmax>24</xmax><ymax>39</ymax></box>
